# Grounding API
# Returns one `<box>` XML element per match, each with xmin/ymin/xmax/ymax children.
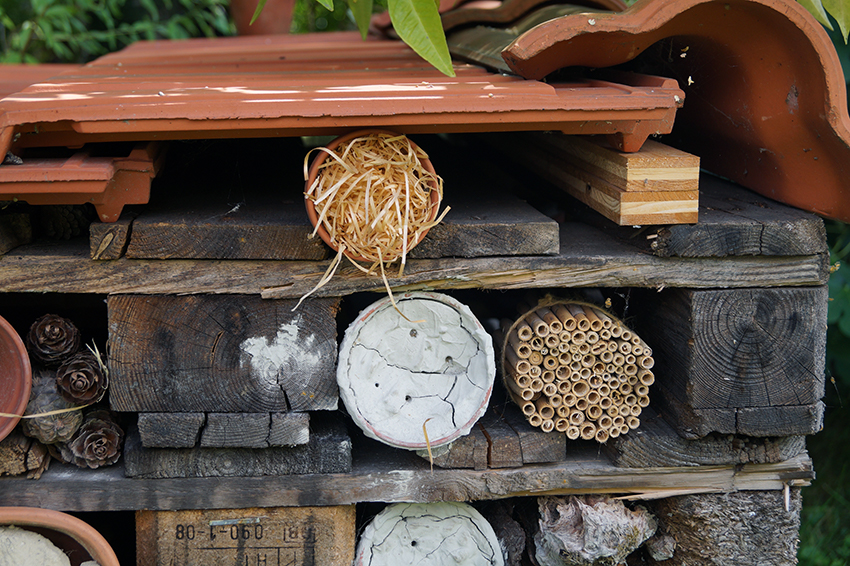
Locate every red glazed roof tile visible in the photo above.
<box><xmin>0</xmin><ymin>32</ymin><xmax>684</xmax><ymax>156</ymax></box>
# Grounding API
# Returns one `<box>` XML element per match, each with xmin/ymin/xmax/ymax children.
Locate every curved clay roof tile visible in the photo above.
<box><xmin>502</xmin><ymin>0</ymin><xmax>850</xmax><ymax>221</ymax></box>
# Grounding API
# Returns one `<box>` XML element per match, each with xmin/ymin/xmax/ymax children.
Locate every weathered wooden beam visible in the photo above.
<box><xmin>108</xmin><ymin>295</ymin><xmax>339</xmax><ymax>412</ymax></box>
<box><xmin>0</xmin><ymin>227</ymin><xmax>827</xmax><ymax>296</ymax></box>
<box><xmin>0</xmin><ymin>443</ymin><xmax>813</xmax><ymax>511</ymax></box>
<box><xmin>124</xmin><ymin>418</ymin><xmax>351</xmax><ymax>479</ymax></box>
<box><xmin>633</xmin><ymin>286</ymin><xmax>827</xmax><ymax>438</ymax></box>
<box><xmin>137</xmin><ymin>506</ymin><xmax>356</xmax><ymax>566</ymax></box>
<box><xmin>605</xmin><ymin>408</ymin><xmax>807</xmax><ymax>468</ymax></box>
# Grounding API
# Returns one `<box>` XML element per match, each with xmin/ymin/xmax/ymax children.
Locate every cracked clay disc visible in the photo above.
<box><xmin>355</xmin><ymin>502</ymin><xmax>504</xmax><ymax>566</ymax></box>
<box><xmin>337</xmin><ymin>291</ymin><xmax>495</xmax><ymax>450</ymax></box>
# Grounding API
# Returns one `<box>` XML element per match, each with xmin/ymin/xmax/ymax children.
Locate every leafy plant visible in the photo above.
<box><xmin>255</xmin><ymin>0</ymin><xmax>455</xmax><ymax>76</ymax></box>
<box><xmin>0</xmin><ymin>0</ymin><xmax>234</xmax><ymax>64</ymax></box>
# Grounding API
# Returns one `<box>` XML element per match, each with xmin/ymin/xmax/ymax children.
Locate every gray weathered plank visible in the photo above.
<box><xmin>0</xmin><ymin>228</ymin><xmax>827</xmax><ymax>297</ymax></box>
<box><xmin>200</xmin><ymin>413</ymin><xmax>271</xmax><ymax>448</ymax></box>
<box><xmin>0</xmin><ymin>444</ymin><xmax>812</xmax><ymax>511</ymax></box>
<box><xmin>108</xmin><ymin>294</ymin><xmax>340</xmax><ymax>412</ymax></box>
<box><xmin>138</xmin><ymin>413</ymin><xmax>205</xmax><ymax>448</ymax></box>
<box><xmin>124</xmin><ymin>418</ymin><xmax>351</xmax><ymax>479</ymax></box>
<box><xmin>605</xmin><ymin>408</ymin><xmax>807</xmax><ymax>468</ymax></box>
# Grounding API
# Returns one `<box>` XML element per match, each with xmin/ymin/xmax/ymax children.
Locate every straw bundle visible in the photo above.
<box><xmin>297</xmin><ymin>131</ymin><xmax>449</xmax><ymax>311</ymax></box>
<box><xmin>501</xmin><ymin>302</ymin><xmax>654</xmax><ymax>442</ymax></box>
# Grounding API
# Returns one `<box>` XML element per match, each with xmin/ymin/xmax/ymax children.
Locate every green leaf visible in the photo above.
<box><xmin>388</xmin><ymin>0</ymin><xmax>455</xmax><ymax>76</ymax></box>
<box><xmin>250</xmin><ymin>0</ymin><xmax>269</xmax><ymax>24</ymax></box>
<box><xmin>823</xmin><ymin>0</ymin><xmax>850</xmax><ymax>42</ymax></box>
<box><xmin>348</xmin><ymin>0</ymin><xmax>373</xmax><ymax>38</ymax></box>
<box><xmin>799</xmin><ymin>0</ymin><xmax>834</xmax><ymax>29</ymax></box>
<box><xmin>316</xmin><ymin>0</ymin><xmax>336</xmax><ymax>10</ymax></box>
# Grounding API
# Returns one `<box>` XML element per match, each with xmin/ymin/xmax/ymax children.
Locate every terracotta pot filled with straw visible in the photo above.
<box><xmin>501</xmin><ymin>301</ymin><xmax>655</xmax><ymax>443</ymax></box>
<box><xmin>299</xmin><ymin>130</ymin><xmax>448</xmax><ymax>309</ymax></box>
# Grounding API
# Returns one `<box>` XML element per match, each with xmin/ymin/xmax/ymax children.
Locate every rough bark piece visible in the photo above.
<box><xmin>337</xmin><ymin>292</ymin><xmax>495</xmax><ymax>450</ymax></box>
<box><xmin>108</xmin><ymin>294</ymin><xmax>340</xmax><ymax>412</ymax></box>
<box><xmin>0</xmin><ymin>430</ymin><xmax>50</xmax><ymax>480</ymax></box>
<box><xmin>532</xmin><ymin>495</ymin><xmax>657</xmax><ymax>566</ymax></box>
<box><xmin>478</xmin><ymin>501</ymin><xmax>526</xmax><ymax>566</ymax></box>
<box><xmin>0</xmin><ymin>430</ymin><xmax>31</xmax><ymax>477</ymax></box>
<box><xmin>646</xmin><ymin>490</ymin><xmax>801</xmax><ymax>565</ymax></box>
<box><xmin>355</xmin><ymin>502</ymin><xmax>504</xmax><ymax>566</ymax></box>
<box><xmin>200</xmin><ymin>413</ymin><xmax>270</xmax><ymax>448</ymax></box>
<box><xmin>89</xmin><ymin>213</ymin><xmax>134</xmax><ymax>260</ymax></box>
<box><xmin>634</xmin><ymin>286</ymin><xmax>827</xmax><ymax>438</ymax></box>
<box><xmin>124</xmin><ymin>418</ymin><xmax>351</xmax><ymax>479</ymax></box>
<box><xmin>137</xmin><ymin>413</ymin><xmax>205</xmax><ymax>448</ymax></box>
<box><xmin>605</xmin><ymin>408</ymin><xmax>807</xmax><ymax>468</ymax></box>
<box><xmin>0</xmin><ymin>212</ymin><xmax>31</xmax><ymax>255</ymax></box>
<box><xmin>137</xmin><ymin>505</ymin><xmax>356</xmax><ymax>566</ymax></box>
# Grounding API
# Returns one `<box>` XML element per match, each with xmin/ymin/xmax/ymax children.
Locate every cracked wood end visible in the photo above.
<box><xmin>338</xmin><ymin>292</ymin><xmax>495</xmax><ymax>450</ymax></box>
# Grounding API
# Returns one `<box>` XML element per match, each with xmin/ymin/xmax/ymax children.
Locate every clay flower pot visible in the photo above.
<box><xmin>0</xmin><ymin>315</ymin><xmax>31</xmax><ymax>443</ymax></box>
<box><xmin>304</xmin><ymin>129</ymin><xmax>441</xmax><ymax>263</ymax></box>
<box><xmin>0</xmin><ymin>507</ymin><xmax>120</xmax><ymax>566</ymax></box>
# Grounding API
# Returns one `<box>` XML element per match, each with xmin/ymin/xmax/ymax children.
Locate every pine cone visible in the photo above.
<box><xmin>38</xmin><ymin>204</ymin><xmax>93</xmax><ymax>240</ymax></box>
<box><xmin>58</xmin><ymin>410</ymin><xmax>123</xmax><ymax>469</ymax></box>
<box><xmin>21</xmin><ymin>372</ymin><xmax>83</xmax><ymax>444</ymax></box>
<box><xmin>56</xmin><ymin>352</ymin><xmax>108</xmax><ymax>404</ymax></box>
<box><xmin>26</xmin><ymin>314</ymin><xmax>81</xmax><ymax>367</ymax></box>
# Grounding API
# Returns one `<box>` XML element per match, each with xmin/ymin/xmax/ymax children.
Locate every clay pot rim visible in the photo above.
<box><xmin>0</xmin><ymin>506</ymin><xmax>121</xmax><ymax>566</ymax></box>
<box><xmin>304</xmin><ymin>128</ymin><xmax>440</xmax><ymax>263</ymax></box>
<box><xmin>0</xmin><ymin>315</ymin><xmax>31</xmax><ymax>443</ymax></box>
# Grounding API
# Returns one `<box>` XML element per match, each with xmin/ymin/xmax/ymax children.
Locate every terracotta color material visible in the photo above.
<box><xmin>500</xmin><ymin>0</ymin><xmax>850</xmax><ymax>221</ymax></box>
<box><xmin>0</xmin><ymin>315</ymin><xmax>30</xmax><ymax>443</ymax></box>
<box><xmin>0</xmin><ymin>64</ymin><xmax>79</xmax><ymax>100</ymax></box>
<box><xmin>305</xmin><ymin>129</ymin><xmax>441</xmax><ymax>262</ymax></box>
<box><xmin>0</xmin><ymin>507</ymin><xmax>120</xmax><ymax>566</ymax></box>
<box><xmin>0</xmin><ymin>32</ymin><xmax>683</xmax><ymax>157</ymax></box>
<box><xmin>0</xmin><ymin>142</ymin><xmax>164</xmax><ymax>222</ymax></box>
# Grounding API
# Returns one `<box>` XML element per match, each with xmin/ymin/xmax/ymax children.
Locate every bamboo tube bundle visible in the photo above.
<box><xmin>501</xmin><ymin>301</ymin><xmax>654</xmax><ymax>441</ymax></box>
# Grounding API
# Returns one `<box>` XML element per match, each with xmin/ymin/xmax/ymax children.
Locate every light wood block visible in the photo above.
<box><xmin>490</xmin><ymin>133</ymin><xmax>700</xmax><ymax>225</ymax></box>
<box><xmin>137</xmin><ymin>505</ymin><xmax>356</xmax><ymax>566</ymax></box>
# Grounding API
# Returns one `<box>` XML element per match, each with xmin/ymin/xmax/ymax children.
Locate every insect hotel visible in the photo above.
<box><xmin>0</xmin><ymin>0</ymin><xmax>844</xmax><ymax>563</ymax></box>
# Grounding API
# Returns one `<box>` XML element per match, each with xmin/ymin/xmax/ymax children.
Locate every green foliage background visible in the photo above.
<box><xmin>2</xmin><ymin>0</ymin><xmax>850</xmax><ymax>563</ymax></box>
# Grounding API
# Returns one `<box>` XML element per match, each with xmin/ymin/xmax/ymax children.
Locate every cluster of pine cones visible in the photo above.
<box><xmin>21</xmin><ymin>314</ymin><xmax>123</xmax><ymax>469</ymax></box>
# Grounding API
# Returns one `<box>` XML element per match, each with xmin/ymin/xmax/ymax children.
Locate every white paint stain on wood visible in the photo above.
<box><xmin>239</xmin><ymin>315</ymin><xmax>323</xmax><ymax>391</ymax></box>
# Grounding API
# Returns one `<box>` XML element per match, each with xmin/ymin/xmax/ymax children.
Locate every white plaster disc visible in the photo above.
<box><xmin>338</xmin><ymin>291</ymin><xmax>495</xmax><ymax>450</ymax></box>
<box><xmin>355</xmin><ymin>502</ymin><xmax>505</xmax><ymax>566</ymax></box>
